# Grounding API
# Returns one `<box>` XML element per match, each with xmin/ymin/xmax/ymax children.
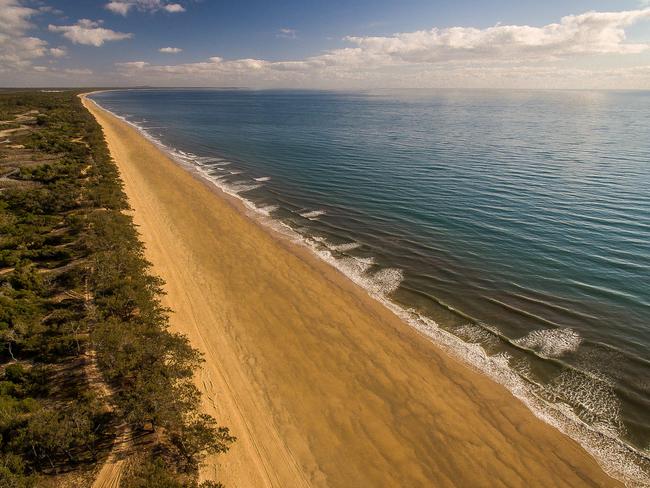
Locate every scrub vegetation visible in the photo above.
<box><xmin>0</xmin><ymin>90</ymin><xmax>233</xmax><ymax>487</ymax></box>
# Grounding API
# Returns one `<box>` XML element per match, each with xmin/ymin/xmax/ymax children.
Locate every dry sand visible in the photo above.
<box><xmin>82</xmin><ymin>96</ymin><xmax>620</xmax><ymax>488</ymax></box>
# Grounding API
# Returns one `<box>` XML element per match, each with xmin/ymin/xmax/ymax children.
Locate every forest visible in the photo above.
<box><xmin>0</xmin><ymin>90</ymin><xmax>233</xmax><ymax>487</ymax></box>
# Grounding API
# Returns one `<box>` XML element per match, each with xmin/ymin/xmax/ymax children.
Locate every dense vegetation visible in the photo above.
<box><xmin>0</xmin><ymin>90</ymin><xmax>233</xmax><ymax>487</ymax></box>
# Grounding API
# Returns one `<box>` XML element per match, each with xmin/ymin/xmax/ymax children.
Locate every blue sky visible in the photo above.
<box><xmin>2</xmin><ymin>0</ymin><xmax>650</xmax><ymax>88</ymax></box>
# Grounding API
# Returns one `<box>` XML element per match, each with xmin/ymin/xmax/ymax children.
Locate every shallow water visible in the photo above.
<box><xmin>92</xmin><ymin>88</ymin><xmax>650</xmax><ymax>471</ymax></box>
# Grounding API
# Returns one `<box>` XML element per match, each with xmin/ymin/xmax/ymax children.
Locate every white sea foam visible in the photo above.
<box><xmin>329</xmin><ymin>241</ymin><xmax>362</xmax><ymax>252</ymax></box>
<box><xmin>306</xmin><ymin>241</ymin><xmax>404</xmax><ymax>299</ymax></box>
<box><xmin>89</xmin><ymin>96</ymin><xmax>650</xmax><ymax>487</ymax></box>
<box><xmin>455</xmin><ymin>323</ymin><xmax>499</xmax><ymax>347</ymax></box>
<box><xmin>221</xmin><ymin>180</ymin><xmax>261</xmax><ymax>194</ymax></box>
<box><xmin>300</xmin><ymin>209</ymin><xmax>326</xmax><ymax>219</ymax></box>
<box><xmin>515</xmin><ymin>328</ymin><xmax>582</xmax><ymax>358</ymax></box>
<box><xmin>196</xmin><ymin>156</ymin><xmax>223</xmax><ymax>163</ymax></box>
<box><xmin>189</xmin><ymin>163</ymin><xmax>264</xmax><ymax>202</ymax></box>
<box><xmin>366</xmin><ymin>267</ymin><xmax>403</xmax><ymax>295</ymax></box>
<box><xmin>305</xmin><ymin>236</ymin><xmax>361</xmax><ymax>253</ymax></box>
<box><xmin>547</xmin><ymin>370</ymin><xmax>624</xmax><ymax>436</ymax></box>
<box><xmin>238</xmin><ymin>182</ymin><xmax>262</xmax><ymax>192</ymax></box>
<box><xmin>254</xmin><ymin>176</ymin><xmax>271</xmax><ymax>182</ymax></box>
<box><xmin>383</xmin><ymin>307</ymin><xmax>648</xmax><ymax>486</ymax></box>
<box><xmin>332</xmin><ymin>256</ymin><xmax>373</xmax><ymax>276</ymax></box>
<box><xmin>256</xmin><ymin>204</ymin><xmax>279</xmax><ymax>216</ymax></box>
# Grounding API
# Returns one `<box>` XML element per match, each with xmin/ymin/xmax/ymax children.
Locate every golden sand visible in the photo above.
<box><xmin>82</xmin><ymin>96</ymin><xmax>619</xmax><ymax>487</ymax></box>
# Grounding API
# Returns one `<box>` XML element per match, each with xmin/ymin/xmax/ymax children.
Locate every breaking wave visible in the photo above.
<box><xmin>514</xmin><ymin>328</ymin><xmax>582</xmax><ymax>358</ymax></box>
<box><xmin>300</xmin><ymin>209</ymin><xmax>327</xmax><ymax>220</ymax></box>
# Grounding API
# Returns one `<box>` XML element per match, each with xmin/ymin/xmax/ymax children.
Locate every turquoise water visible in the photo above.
<box><xmin>92</xmin><ymin>89</ymin><xmax>650</xmax><ymax>476</ymax></box>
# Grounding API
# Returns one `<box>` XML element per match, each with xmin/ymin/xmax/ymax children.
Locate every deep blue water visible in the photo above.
<box><xmin>92</xmin><ymin>89</ymin><xmax>650</xmax><ymax>466</ymax></box>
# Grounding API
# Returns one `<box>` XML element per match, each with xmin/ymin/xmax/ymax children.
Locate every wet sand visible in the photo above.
<box><xmin>82</xmin><ymin>95</ymin><xmax>620</xmax><ymax>487</ymax></box>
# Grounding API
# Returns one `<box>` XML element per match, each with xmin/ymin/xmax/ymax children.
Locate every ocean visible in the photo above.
<box><xmin>91</xmin><ymin>88</ymin><xmax>650</xmax><ymax>478</ymax></box>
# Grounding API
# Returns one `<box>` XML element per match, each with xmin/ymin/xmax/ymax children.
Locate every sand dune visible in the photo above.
<box><xmin>82</xmin><ymin>96</ymin><xmax>619</xmax><ymax>487</ymax></box>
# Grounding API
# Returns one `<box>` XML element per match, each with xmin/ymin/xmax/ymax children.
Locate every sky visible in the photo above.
<box><xmin>1</xmin><ymin>0</ymin><xmax>650</xmax><ymax>89</ymax></box>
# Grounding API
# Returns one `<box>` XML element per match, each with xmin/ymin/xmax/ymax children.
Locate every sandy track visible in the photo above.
<box><xmin>91</xmin><ymin>433</ymin><xmax>128</xmax><ymax>488</ymax></box>
<box><xmin>85</xmin><ymin>350</ymin><xmax>131</xmax><ymax>488</ymax></box>
<box><xmin>82</xmin><ymin>96</ymin><xmax>620</xmax><ymax>488</ymax></box>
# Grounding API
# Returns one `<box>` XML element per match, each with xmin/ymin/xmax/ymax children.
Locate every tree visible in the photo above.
<box><xmin>167</xmin><ymin>414</ymin><xmax>235</xmax><ymax>472</ymax></box>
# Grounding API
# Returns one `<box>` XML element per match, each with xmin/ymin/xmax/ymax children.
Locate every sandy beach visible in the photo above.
<box><xmin>81</xmin><ymin>95</ymin><xmax>620</xmax><ymax>487</ymax></box>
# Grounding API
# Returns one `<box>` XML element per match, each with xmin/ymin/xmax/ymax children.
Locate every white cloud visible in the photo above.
<box><xmin>164</xmin><ymin>3</ymin><xmax>185</xmax><ymax>13</ymax></box>
<box><xmin>0</xmin><ymin>0</ymin><xmax>49</xmax><ymax>71</ymax></box>
<box><xmin>4</xmin><ymin>4</ymin><xmax>650</xmax><ymax>89</ymax></box>
<box><xmin>0</xmin><ymin>1</ymin><xmax>99</xmax><ymax>86</ymax></box>
<box><xmin>159</xmin><ymin>46</ymin><xmax>183</xmax><ymax>53</ymax></box>
<box><xmin>113</xmin><ymin>8</ymin><xmax>650</xmax><ymax>88</ymax></box>
<box><xmin>0</xmin><ymin>35</ymin><xmax>48</xmax><ymax>69</ymax></box>
<box><xmin>106</xmin><ymin>0</ymin><xmax>185</xmax><ymax>15</ymax></box>
<box><xmin>106</xmin><ymin>1</ymin><xmax>131</xmax><ymax>15</ymax></box>
<box><xmin>277</xmin><ymin>28</ymin><xmax>297</xmax><ymax>39</ymax></box>
<box><xmin>49</xmin><ymin>19</ymin><xmax>133</xmax><ymax>47</ymax></box>
<box><xmin>49</xmin><ymin>47</ymin><xmax>67</xmax><ymax>58</ymax></box>
<box><xmin>0</xmin><ymin>0</ymin><xmax>36</xmax><ymax>35</ymax></box>
<box><xmin>116</xmin><ymin>61</ymin><xmax>150</xmax><ymax>69</ymax></box>
<box><xmin>343</xmin><ymin>8</ymin><xmax>650</xmax><ymax>63</ymax></box>
<box><xmin>38</xmin><ymin>5</ymin><xmax>64</xmax><ymax>15</ymax></box>
<box><xmin>64</xmin><ymin>68</ymin><xmax>93</xmax><ymax>75</ymax></box>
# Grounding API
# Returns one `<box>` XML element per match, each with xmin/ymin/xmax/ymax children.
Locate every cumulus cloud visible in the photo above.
<box><xmin>0</xmin><ymin>1</ymin><xmax>99</xmax><ymax>85</ymax></box>
<box><xmin>64</xmin><ymin>68</ymin><xmax>93</xmax><ymax>75</ymax></box>
<box><xmin>106</xmin><ymin>0</ymin><xmax>185</xmax><ymax>15</ymax></box>
<box><xmin>1</xmin><ymin>36</ymin><xmax>48</xmax><ymax>67</ymax></box>
<box><xmin>116</xmin><ymin>61</ymin><xmax>150</xmax><ymax>69</ymax></box>
<box><xmin>49</xmin><ymin>19</ymin><xmax>133</xmax><ymax>47</ymax></box>
<box><xmin>49</xmin><ymin>47</ymin><xmax>67</xmax><ymax>58</ymax></box>
<box><xmin>343</xmin><ymin>8</ymin><xmax>650</xmax><ymax>62</ymax></box>
<box><xmin>113</xmin><ymin>7</ymin><xmax>650</xmax><ymax>88</ymax></box>
<box><xmin>277</xmin><ymin>28</ymin><xmax>297</xmax><ymax>39</ymax></box>
<box><xmin>0</xmin><ymin>0</ymin><xmax>36</xmax><ymax>34</ymax></box>
<box><xmin>38</xmin><ymin>5</ymin><xmax>64</xmax><ymax>15</ymax></box>
<box><xmin>0</xmin><ymin>0</ymin><xmax>49</xmax><ymax>71</ymax></box>
<box><xmin>164</xmin><ymin>3</ymin><xmax>185</xmax><ymax>13</ymax></box>
<box><xmin>105</xmin><ymin>1</ymin><xmax>131</xmax><ymax>15</ymax></box>
<box><xmin>5</xmin><ymin>4</ymin><xmax>650</xmax><ymax>88</ymax></box>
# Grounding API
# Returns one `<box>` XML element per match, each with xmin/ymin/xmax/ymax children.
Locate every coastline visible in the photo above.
<box><xmin>81</xmin><ymin>94</ymin><xmax>624</xmax><ymax>487</ymax></box>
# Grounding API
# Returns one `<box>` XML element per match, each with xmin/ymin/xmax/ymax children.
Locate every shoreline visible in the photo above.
<box><xmin>84</xmin><ymin>92</ymin><xmax>650</xmax><ymax>486</ymax></box>
<box><xmin>81</xmin><ymin>93</ymin><xmax>628</xmax><ymax>487</ymax></box>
